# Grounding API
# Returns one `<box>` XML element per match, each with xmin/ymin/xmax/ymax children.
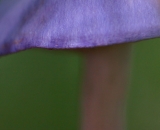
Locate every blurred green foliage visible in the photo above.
<box><xmin>0</xmin><ymin>39</ymin><xmax>160</xmax><ymax>130</ymax></box>
<box><xmin>0</xmin><ymin>50</ymin><xmax>82</xmax><ymax>130</ymax></box>
<box><xmin>128</xmin><ymin>38</ymin><xmax>160</xmax><ymax>130</ymax></box>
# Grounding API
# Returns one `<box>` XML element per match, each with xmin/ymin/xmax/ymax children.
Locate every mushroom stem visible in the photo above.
<box><xmin>81</xmin><ymin>44</ymin><xmax>132</xmax><ymax>130</ymax></box>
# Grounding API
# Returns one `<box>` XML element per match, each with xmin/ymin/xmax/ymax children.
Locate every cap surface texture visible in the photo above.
<box><xmin>0</xmin><ymin>0</ymin><xmax>160</xmax><ymax>56</ymax></box>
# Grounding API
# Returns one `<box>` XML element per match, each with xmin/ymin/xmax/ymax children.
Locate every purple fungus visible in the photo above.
<box><xmin>0</xmin><ymin>0</ymin><xmax>160</xmax><ymax>130</ymax></box>
<box><xmin>0</xmin><ymin>0</ymin><xmax>160</xmax><ymax>55</ymax></box>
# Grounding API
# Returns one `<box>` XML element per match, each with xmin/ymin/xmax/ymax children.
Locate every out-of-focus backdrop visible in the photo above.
<box><xmin>128</xmin><ymin>38</ymin><xmax>160</xmax><ymax>130</ymax></box>
<box><xmin>0</xmin><ymin>39</ymin><xmax>160</xmax><ymax>130</ymax></box>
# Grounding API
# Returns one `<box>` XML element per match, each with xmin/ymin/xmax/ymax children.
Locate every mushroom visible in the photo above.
<box><xmin>0</xmin><ymin>0</ymin><xmax>160</xmax><ymax>130</ymax></box>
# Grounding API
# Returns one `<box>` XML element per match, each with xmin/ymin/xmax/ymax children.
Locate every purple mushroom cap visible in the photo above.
<box><xmin>0</xmin><ymin>0</ymin><xmax>160</xmax><ymax>56</ymax></box>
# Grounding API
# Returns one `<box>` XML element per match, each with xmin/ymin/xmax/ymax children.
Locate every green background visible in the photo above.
<box><xmin>0</xmin><ymin>39</ymin><xmax>160</xmax><ymax>130</ymax></box>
